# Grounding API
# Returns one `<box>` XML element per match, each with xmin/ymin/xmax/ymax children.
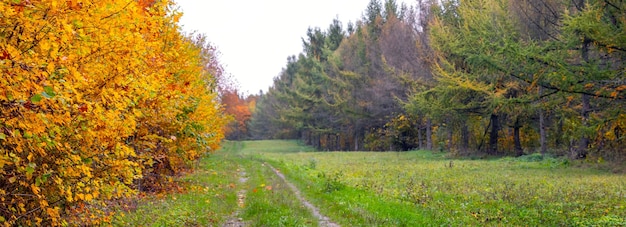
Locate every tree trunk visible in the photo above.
<box><xmin>317</xmin><ymin>134</ymin><xmax>322</xmax><ymax>150</ymax></box>
<box><xmin>461</xmin><ymin>123</ymin><xmax>469</xmax><ymax>155</ymax></box>
<box><xmin>538</xmin><ymin>87</ymin><xmax>547</xmax><ymax>156</ymax></box>
<box><xmin>514</xmin><ymin>118</ymin><xmax>523</xmax><ymax>156</ymax></box>
<box><xmin>556</xmin><ymin>116</ymin><xmax>563</xmax><ymax>148</ymax></box>
<box><xmin>577</xmin><ymin>37</ymin><xmax>591</xmax><ymax>159</ymax></box>
<box><xmin>328</xmin><ymin>134</ymin><xmax>333</xmax><ymax>151</ymax></box>
<box><xmin>447</xmin><ymin>123</ymin><xmax>453</xmax><ymax>152</ymax></box>
<box><xmin>417</xmin><ymin>120</ymin><xmax>423</xmax><ymax>149</ymax></box>
<box><xmin>354</xmin><ymin>134</ymin><xmax>359</xmax><ymax>151</ymax></box>
<box><xmin>579</xmin><ymin>93</ymin><xmax>590</xmax><ymax>158</ymax></box>
<box><xmin>489</xmin><ymin>114</ymin><xmax>500</xmax><ymax>155</ymax></box>
<box><xmin>426</xmin><ymin>118</ymin><xmax>433</xmax><ymax>150</ymax></box>
<box><xmin>306</xmin><ymin>130</ymin><xmax>311</xmax><ymax>145</ymax></box>
<box><xmin>539</xmin><ymin>110</ymin><xmax>547</xmax><ymax>155</ymax></box>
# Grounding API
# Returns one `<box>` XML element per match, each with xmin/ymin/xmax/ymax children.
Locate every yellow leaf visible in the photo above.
<box><xmin>31</xmin><ymin>184</ymin><xmax>41</xmax><ymax>195</ymax></box>
<box><xmin>46</xmin><ymin>62</ymin><xmax>55</xmax><ymax>73</ymax></box>
<box><xmin>0</xmin><ymin>156</ymin><xmax>8</xmax><ymax>168</ymax></box>
<box><xmin>40</xmin><ymin>40</ymin><xmax>50</xmax><ymax>52</ymax></box>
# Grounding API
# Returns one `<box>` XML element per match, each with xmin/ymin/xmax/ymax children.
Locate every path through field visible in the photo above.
<box><xmin>222</xmin><ymin>168</ymin><xmax>248</xmax><ymax>227</ymax></box>
<box><xmin>265</xmin><ymin>162</ymin><xmax>340</xmax><ymax>227</ymax></box>
<box><xmin>216</xmin><ymin>141</ymin><xmax>331</xmax><ymax>227</ymax></box>
<box><xmin>113</xmin><ymin>140</ymin><xmax>626</xmax><ymax>226</ymax></box>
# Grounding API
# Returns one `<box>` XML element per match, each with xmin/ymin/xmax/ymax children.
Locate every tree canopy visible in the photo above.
<box><xmin>250</xmin><ymin>0</ymin><xmax>625</xmax><ymax>160</ymax></box>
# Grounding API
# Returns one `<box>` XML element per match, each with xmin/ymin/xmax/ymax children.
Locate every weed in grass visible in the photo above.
<box><xmin>401</xmin><ymin>178</ymin><xmax>432</xmax><ymax>205</ymax></box>
<box><xmin>307</xmin><ymin>158</ymin><xmax>317</xmax><ymax>170</ymax></box>
<box><xmin>572</xmin><ymin>215</ymin><xmax>626</xmax><ymax>226</ymax></box>
<box><xmin>317</xmin><ymin>171</ymin><xmax>345</xmax><ymax>193</ymax></box>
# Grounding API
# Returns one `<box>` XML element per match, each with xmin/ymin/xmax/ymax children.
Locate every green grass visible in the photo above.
<box><xmin>241</xmin><ymin>140</ymin><xmax>626</xmax><ymax>226</ymax></box>
<box><xmin>111</xmin><ymin>142</ymin><xmax>242</xmax><ymax>226</ymax></box>
<box><xmin>112</xmin><ymin>141</ymin><xmax>318</xmax><ymax>226</ymax></box>
<box><xmin>114</xmin><ymin>140</ymin><xmax>626</xmax><ymax>226</ymax></box>
<box><xmin>237</xmin><ymin>141</ymin><xmax>318</xmax><ymax>226</ymax></box>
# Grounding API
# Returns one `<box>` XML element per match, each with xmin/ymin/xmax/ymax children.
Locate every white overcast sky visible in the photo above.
<box><xmin>174</xmin><ymin>0</ymin><xmax>413</xmax><ymax>95</ymax></box>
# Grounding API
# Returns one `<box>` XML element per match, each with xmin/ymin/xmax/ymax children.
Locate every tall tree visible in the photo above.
<box><xmin>408</xmin><ymin>0</ymin><xmax>625</xmax><ymax>158</ymax></box>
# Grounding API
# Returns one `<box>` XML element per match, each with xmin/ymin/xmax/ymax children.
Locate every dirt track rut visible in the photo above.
<box><xmin>265</xmin><ymin>163</ymin><xmax>340</xmax><ymax>227</ymax></box>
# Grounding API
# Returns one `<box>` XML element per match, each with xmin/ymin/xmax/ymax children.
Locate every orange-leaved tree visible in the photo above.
<box><xmin>0</xmin><ymin>0</ymin><xmax>226</xmax><ymax>225</ymax></box>
<box><xmin>221</xmin><ymin>89</ymin><xmax>258</xmax><ymax>140</ymax></box>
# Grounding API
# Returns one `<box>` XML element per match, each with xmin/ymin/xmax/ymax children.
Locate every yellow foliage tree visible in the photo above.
<box><xmin>0</xmin><ymin>0</ymin><xmax>226</xmax><ymax>225</ymax></box>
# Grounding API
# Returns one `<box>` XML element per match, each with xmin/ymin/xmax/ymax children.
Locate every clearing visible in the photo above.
<box><xmin>113</xmin><ymin>140</ymin><xmax>626</xmax><ymax>226</ymax></box>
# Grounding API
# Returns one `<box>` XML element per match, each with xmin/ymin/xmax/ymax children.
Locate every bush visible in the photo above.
<box><xmin>0</xmin><ymin>1</ymin><xmax>226</xmax><ymax>225</ymax></box>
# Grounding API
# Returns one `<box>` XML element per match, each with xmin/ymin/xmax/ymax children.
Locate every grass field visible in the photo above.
<box><xmin>115</xmin><ymin>140</ymin><xmax>626</xmax><ymax>226</ymax></box>
<box><xmin>112</xmin><ymin>141</ymin><xmax>318</xmax><ymax>226</ymax></box>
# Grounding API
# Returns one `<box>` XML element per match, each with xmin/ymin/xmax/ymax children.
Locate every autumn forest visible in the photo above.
<box><xmin>245</xmin><ymin>0</ymin><xmax>626</xmax><ymax>159</ymax></box>
<box><xmin>1</xmin><ymin>0</ymin><xmax>625</xmax><ymax>225</ymax></box>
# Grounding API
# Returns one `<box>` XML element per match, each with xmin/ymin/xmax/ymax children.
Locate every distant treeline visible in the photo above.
<box><xmin>244</xmin><ymin>0</ymin><xmax>625</xmax><ymax>160</ymax></box>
